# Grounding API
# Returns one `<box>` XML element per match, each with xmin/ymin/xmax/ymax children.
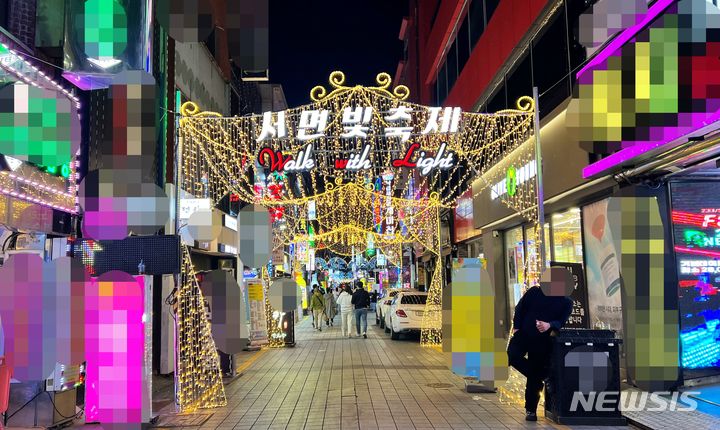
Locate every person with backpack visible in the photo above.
<box><xmin>310</xmin><ymin>288</ymin><xmax>326</xmax><ymax>332</ymax></box>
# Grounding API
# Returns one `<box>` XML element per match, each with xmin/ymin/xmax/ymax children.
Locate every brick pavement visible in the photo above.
<box><xmin>182</xmin><ymin>315</ymin><xmax>631</xmax><ymax>430</ymax></box>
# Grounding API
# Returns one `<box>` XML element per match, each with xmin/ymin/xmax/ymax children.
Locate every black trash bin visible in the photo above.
<box><xmin>544</xmin><ymin>329</ymin><xmax>626</xmax><ymax>426</ymax></box>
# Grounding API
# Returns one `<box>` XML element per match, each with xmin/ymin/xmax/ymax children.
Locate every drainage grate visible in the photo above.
<box><xmin>426</xmin><ymin>383</ymin><xmax>454</xmax><ymax>389</ymax></box>
<box><xmin>150</xmin><ymin>413</ymin><xmax>212</xmax><ymax>427</ymax></box>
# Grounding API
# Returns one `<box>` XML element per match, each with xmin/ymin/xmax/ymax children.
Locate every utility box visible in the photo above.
<box><xmin>544</xmin><ymin>329</ymin><xmax>626</xmax><ymax>426</ymax></box>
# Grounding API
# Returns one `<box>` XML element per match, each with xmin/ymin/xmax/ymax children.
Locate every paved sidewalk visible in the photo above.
<box><xmin>180</xmin><ymin>315</ymin><xmax>629</xmax><ymax>430</ymax></box>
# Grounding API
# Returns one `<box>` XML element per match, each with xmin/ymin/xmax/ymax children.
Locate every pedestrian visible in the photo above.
<box><xmin>351</xmin><ymin>281</ymin><xmax>371</xmax><ymax>338</ymax></box>
<box><xmin>324</xmin><ymin>287</ymin><xmax>337</xmax><ymax>326</ymax></box>
<box><xmin>337</xmin><ymin>285</ymin><xmax>354</xmax><ymax>337</ymax></box>
<box><xmin>507</xmin><ymin>267</ymin><xmax>573</xmax><ymax>422</ymax></box>
<box><xmin>310</xmin><ymin>288</ymin><xmax>326</xmax><ymax>332</ymax></box>
<box><xmin>369</xmin><ymin>290</ymin><xmax>378</xmax><ymax>313</ymax></box>
<box><xmin>334</xmin><ymin>287</ymin><xmax>342</xmax><ymax>316</ymax></box>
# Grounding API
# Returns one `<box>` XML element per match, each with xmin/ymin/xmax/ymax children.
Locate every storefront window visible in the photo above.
<box><xmin>551</xmin><ymin>208</ymin><xmax>583</xmax><ymax>263</ymax></box>
<box><xmin>524</xmin><ymin>223</ymin><xmax>551</xmax><ymax>269</ymax></box>
<box><xmin>505</xmin><ymin>227</ymin><xmax>524</xmax><ymax>309</ymax></box>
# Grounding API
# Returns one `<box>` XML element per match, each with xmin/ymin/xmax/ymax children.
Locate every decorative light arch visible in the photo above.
<box><xmin>175</xmin><ymin>72</ymin><xmax>541</xmax><ymax>411</ymax></box>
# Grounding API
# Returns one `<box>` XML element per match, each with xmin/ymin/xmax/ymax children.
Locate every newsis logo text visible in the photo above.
<box><xmin>570</xmin><ymin>391</ymin><xmax>699</xmax><ymax>412</ymax></box>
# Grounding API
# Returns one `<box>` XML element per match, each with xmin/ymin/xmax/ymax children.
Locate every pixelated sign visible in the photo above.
<box><xmin>200</xmin><ymin>270</ymin><xmax>247</xmax><ymax>354</ymax></box>
<box><xmin>269</xmin><ymin>278</ymin><xmax>297</xmax><ymax>313</ymax></box>
<box><xmin>0</xmin><ymin>255</ymin><xmax>86</xmax><ymax>381</ymax></box>
<box><xmin>85</xmin><ymin>272</ymin><xmax>145</xmax><ymax>423</ymax></box>
<box><xmin>238</xmin><ymin>204</ymin><xmax>272</xmax><ymax>268</ymax></box>
<box><xmin>80</xmin><ymin>71</ymin><xmax>169</xmax><ymax>240</ymax></box>
<box><xmin>155</xmin><ymin>0</ymin><xmax>213</xmax><ymax>43</ymax></box>
<box><xmin>64</xmin><ymin>0</ymin><xmax>149</xmax><ymax>81</ymax></box>
<box><xmin>569</xmin><ymin>0</ymin><xmax>720</xmax><ymax>178</ymax></box>
<box><xmin>444</xmin><ymin>258</ymin><xmax>508</xmax><ymax>385</ymax></box>
<box><xmin>0</xmin><ymin>83</ymin><xmax>80</xmax><ymax>166</ymax></box>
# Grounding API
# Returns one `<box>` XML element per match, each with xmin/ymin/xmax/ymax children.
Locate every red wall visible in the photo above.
<box><xmin>420</xmin><ymin>0</ymin><xmax>466</xmax><ymax>88</ymax></box>
<box><xmin>401</xmin><ymin>0</ymin><xmax>551</xmax><ymax>237</ymax></box>
<box><xmin>402</xmin><ymin>0</ymin><xmax>549</xmax><ymax>108</ymax></box>
<box><xmin>444</xmin><ymin>0</ymin><xmax>548</xmax><ymax>110</ymax></box>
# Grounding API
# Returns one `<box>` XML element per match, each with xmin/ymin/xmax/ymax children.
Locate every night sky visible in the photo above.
<box><xmin>269</xmin><ymin>0</ymin><xmax>408</xmax><ymax>108</ymax></box>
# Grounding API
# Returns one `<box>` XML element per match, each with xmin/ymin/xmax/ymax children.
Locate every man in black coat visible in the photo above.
<box><xmin>507</xmin><ymin>267</ymin><xmax>573</xmax><ymax>422</ymax></box>
<box><xmin>351</xmin><ymin>281</ymin><xmax>371</xmax><ymax>338</ymax></box>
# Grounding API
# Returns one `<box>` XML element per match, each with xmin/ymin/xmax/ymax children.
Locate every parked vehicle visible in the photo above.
<box><xmin>386</xmin><ymin>291</ymin><xmax>429</xmax><ymax>340</ymax></box>
<box><xmin>376</xmin><ymin>288</ymin><xmax>406</xmax><ymax>328</ymax></box>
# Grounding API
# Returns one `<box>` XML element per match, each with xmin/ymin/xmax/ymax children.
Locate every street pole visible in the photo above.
<box><xmin>173</xmin><ymin>99</ymin><xmax>182</xmax><ymax>411</ymax></box>
<box><xmin>532</xmin><ymin>87</ymin><xmax>546</xmax><ymax>273</ymax></box>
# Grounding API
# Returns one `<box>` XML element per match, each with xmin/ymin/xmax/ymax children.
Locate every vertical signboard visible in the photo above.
<box><xmin>247</xmin><ymin>279</ymin><xmax>268</xmax><ymax>347</ymax></box>
<box><xmin>550</xmin><ymin>262</ymin><xmax>589</xmax><ymax>329</ymax></box>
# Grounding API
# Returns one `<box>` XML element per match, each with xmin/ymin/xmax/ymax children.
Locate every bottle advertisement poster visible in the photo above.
<box><xmin>582</xmin><ymin>199</ymin><xmax>624</xmax><ymax>337</ymax></box>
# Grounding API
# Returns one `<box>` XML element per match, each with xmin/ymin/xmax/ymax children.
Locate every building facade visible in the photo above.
<box><xmin>0</xmin><ymin>0</ymin><xmax>273</xmax><ymax>424</ymax></box>
<box><xmin>398</xmin><ymin>0</ymin><xmax>720</xmax><ymax>390</ymax></box>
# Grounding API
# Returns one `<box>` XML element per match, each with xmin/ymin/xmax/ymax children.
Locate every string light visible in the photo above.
<box><xmin>0</xmin><ymin>170</ymin><xmax>76</xmax><ymax>213</ymax></box>
<box><xmin>261</xmin><ymin>266</ymin><xmax>287</xmax><ymax>348</ymax></box>
<box><xmin>177</xmin><ymin>71</ymin><xmax>537</xmax><ymax>358</ymax></box>
<box><xmin>176</xmin><ymin>247</ymin><xmax>227</xmax><ymax>412</ymax></box>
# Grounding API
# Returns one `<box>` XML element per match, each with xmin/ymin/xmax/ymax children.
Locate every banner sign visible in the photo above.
<box><xmin>550</xmin><ymin>261</ymin><xmax>590</xmax><ymax>329</ymax></box>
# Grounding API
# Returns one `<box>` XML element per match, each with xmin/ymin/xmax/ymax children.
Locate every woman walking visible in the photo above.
<box><xmin>336</xmin><ymin>286</ymin><xmax>354</xmax><ymax>337</ymax></box>
<box><xmin>324</xmin><ymin>288</ymin><xmax>337</xmax><ymax>326</ymax></box>
<box><xmin>310</xmin><ymin>288</ymin><xmax>326</xmax><ymax>331</ymax></box>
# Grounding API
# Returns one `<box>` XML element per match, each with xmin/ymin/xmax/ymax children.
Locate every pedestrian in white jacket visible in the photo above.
<box><xmin>336</xmin><ymin>286</ymin><xmax>354</xmax><ymax>337</ymax></box>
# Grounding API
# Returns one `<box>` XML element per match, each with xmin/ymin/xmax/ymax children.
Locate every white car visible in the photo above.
<box><xmin>386</xmin><ymin>291</ymin><xmax>428</xmax><ymax>340</ymax></box>
<box><xmin>376</xmin><ymin>288</ymin><xmax>404</xmax><ymax>328</ymax></box>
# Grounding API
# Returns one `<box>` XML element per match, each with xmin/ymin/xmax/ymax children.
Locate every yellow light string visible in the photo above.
<box><xmin>261</xmin><ymin>266</ymin><xmax>286</xmax><ymax>348</ymax></box>
<box><xmin>177</xmin><ymin>71</ymin><xmax>539</xmax><ymax>363</ymax></box>
<box><xmin>420</xmin><ymin>201</ymin><xmax>444</xmax><ymax>346</ymax></box>
<box><xmin>176</xmin><ymin>247</ymin><xmax>227</xmax><ymax>412</ymax></box>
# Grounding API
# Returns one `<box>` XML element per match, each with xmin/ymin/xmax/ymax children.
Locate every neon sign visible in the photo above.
<box><xmin>391</xmin><ymin>143</ymin><xmax>455</xmax><ymax>176</ymax></box>
<box><xmin>679</xmin><ymin>259</ymin><xmax>720</xmax><ymax>275</ymax></box>
<box><xmin>335</xmin><ymin>144</ymin><xmax>371</xmax><ymax>170</ymax></box>
<box><xmin>255</xmin><ymin>106</ymin><xmax>461</xmax><ymax>143</ymax></box>
<box><xmin>39</xmin><ymin>163</ymin><xmax>72</xmax><ymax>179</ymax></box>
<box><xmin>257</xmin><ymin>144</ymin><xmax>315</xmax><ymax>173</ymax></box>
<box><xmin>490</xmin><ymin>161</ymin><xmax>536</xmax><ymax>200</ymax></box>
<box><xmin>506</xmin><ymin>166</ymin><xmax>517</xmax><ymax>197</ymax></box>
<box><xmin>683</xmin><ymin>229</ymin><xmax>720</xmax><ymax>248</ymax></box>
<box><xmin>254</xmin><ymin>103</ymin><xmax>461</xmax><ymax>175</ymax></box>
<box><xmin>256</xmin><ymin>142</ymin><xmax>457</xmax><ymax>175</ymax></box>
